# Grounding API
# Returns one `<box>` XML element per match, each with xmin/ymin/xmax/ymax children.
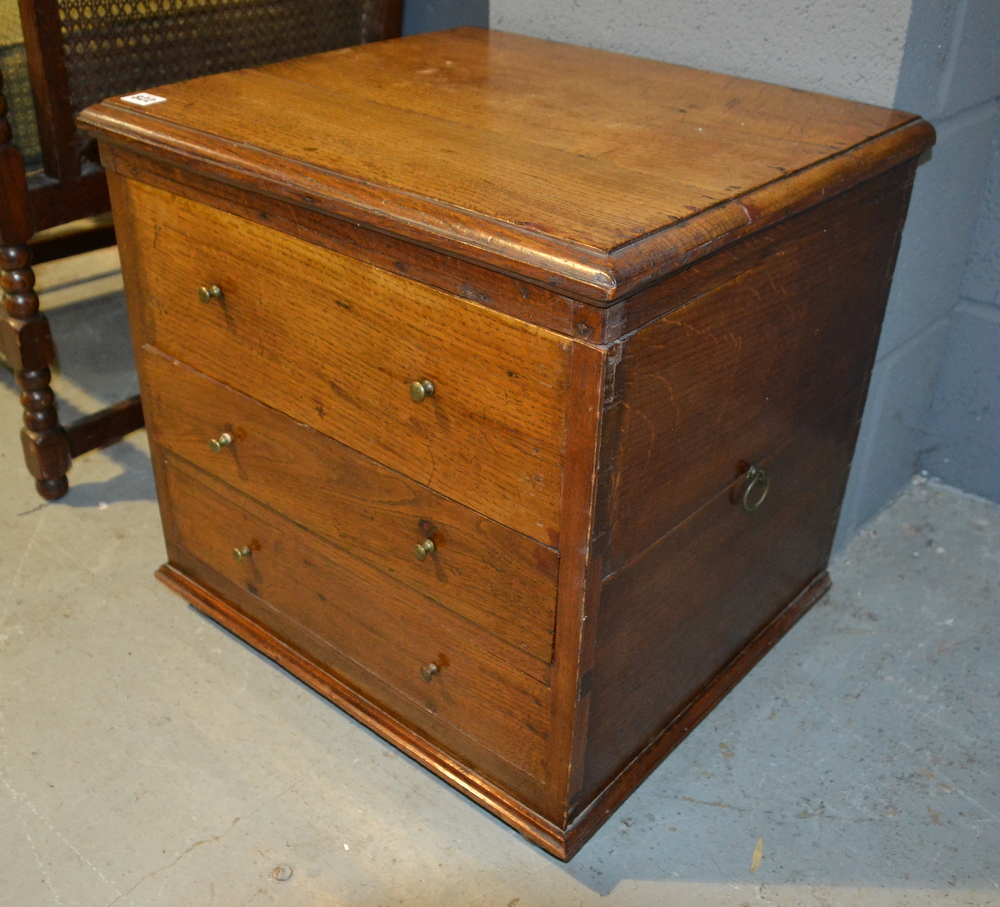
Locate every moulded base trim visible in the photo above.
<box><xmin>561</xmin><ymin>571</ymin><xmax>832</xmax><ymax>858</ymax></box>
<box><xmin>154</xmin><ymin>563</ymin><xmax>571</xmax><ymax>857</ymax></box>
<box><xmin>156</xmin><ymin>563</ymin><xmax>830</xmax><ymax>861</ymax></box>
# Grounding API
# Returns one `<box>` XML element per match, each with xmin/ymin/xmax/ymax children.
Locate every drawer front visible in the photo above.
<box><xmin>161</xmin><ymin>456</ymin><xmax>552</xmax><ymax>780</ymax></box>
<box><xmin>123</xmin><ymin>179</ymin><xmax>571</xmax><ymax>544</ymax></box>
<box><xmin>603</xmin><ymin>178</ymin><xmax>905</xmax><ymax>570</ymax></box>
<box><xmin>140</xmin><ymin>346</ymin><xmax>559</xmax><ymax>668</ymax></box>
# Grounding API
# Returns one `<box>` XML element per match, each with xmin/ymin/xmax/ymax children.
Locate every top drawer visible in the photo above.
<box><xmin>118</xmin><ymin>179</ymin><xmax>572</xmax><ymax>544</ymax></box>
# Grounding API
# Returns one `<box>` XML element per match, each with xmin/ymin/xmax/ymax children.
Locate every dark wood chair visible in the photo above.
<box><xmin>0</xmin><ymin>0</ymin><xmax>402</xmax><ymax>500</ymax></box>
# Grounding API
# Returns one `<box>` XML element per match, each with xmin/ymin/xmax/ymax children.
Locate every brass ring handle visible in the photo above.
<box><xmin>420</xmin><ymin>663</ymin><xmax>440</xmax><ymax>683</ymax></box>
<box><xmin>414</xmin><ymin>539</ymin><xmax>436</xmax><ymax>561</ymax></box>
<box><xmin>408</xmin><ymin>379</ymin><xmax>435</xmax><ymax>403</ymax></box>
<box><xmin>741</xmin><ymin>465</ymin><xmax>770</xmax><ymax>513</ymax></box>
<box><xmin>198</xmin><ymin>284</ymin><xmax>224</xmax><ymax>304</ymax></box>
<box><xmin>209</xmin><ymin>432</ymin><xmax>233</xmax><ymax>453</ymax></box>
<box><xmin>232</xmin><ymin>545</ymin><xmax>252</xmax><ymax>562</ymax></box>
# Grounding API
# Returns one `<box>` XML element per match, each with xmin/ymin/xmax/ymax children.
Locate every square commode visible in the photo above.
<box><xmin>80</xmin><ymin>27</ymin><xmax>934</xmax><ymax>860</ymax></box>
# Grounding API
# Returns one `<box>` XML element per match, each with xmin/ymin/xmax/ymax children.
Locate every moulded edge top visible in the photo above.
<box><xmin>78</xmin><ymin>55</ymin><xmax>935</xmax><ymax>305</ymax></box>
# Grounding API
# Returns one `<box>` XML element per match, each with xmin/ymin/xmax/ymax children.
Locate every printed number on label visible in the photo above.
<box><xmin>120</xmin><ymin>92</ymin><xmax>167</xmax><ymax>106</ymax></box>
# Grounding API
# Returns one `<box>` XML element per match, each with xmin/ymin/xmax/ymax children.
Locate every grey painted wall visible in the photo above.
<box><xmin>921</xmin><ymin>121</ymin><xmax>1000</xmax><ymax>502</ymax></box>
<box><xmin>836</xmin><ymin>0</ymin><xmax>1000</xmax><ymax>548</ymax></box>
<box><xmin>490</xmin><ymin>0</ymin><xmax>1000</xmax><ymax>546</ymax></box>
<box><xmin>403</xmin><ymin>0</ymin><xmax>488</xmax><ymax>35</ymax></box>
<box><xmin>491</xmin><ymin>0</ymin><xmax>910</xmax><ymax>104</ymax></box>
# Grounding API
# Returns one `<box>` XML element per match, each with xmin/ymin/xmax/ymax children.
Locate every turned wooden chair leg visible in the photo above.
<box><xmin>1</xmin><ymin>71</ymin><xmax>71</xmax><ymax>500</ymax></box>
<box><xmin>1</xmin><ymin>243</ymin><xmax>71</xmax><ymax>499</ymax></box>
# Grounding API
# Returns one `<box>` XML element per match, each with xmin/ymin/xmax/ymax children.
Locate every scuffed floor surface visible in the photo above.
<box><xmin>2</xmin><ymin>363</ymin><xmax>998</xmax><ymax>904</ymax></box>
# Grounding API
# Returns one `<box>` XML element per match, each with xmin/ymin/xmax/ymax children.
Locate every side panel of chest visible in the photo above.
<box><xmin>577</xmin><ymin>164</ymin><xmax>917</xmax><ymax>814</ymax></box>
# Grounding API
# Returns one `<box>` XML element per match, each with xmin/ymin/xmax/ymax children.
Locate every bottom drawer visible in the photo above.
<box><xmin>159</xmin><ymin>455</ymin><xmax>552</xmax><ymax>782</ymax></box>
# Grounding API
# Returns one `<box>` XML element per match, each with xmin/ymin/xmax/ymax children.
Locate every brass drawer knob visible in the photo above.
<box><xmin>420</xmin><ymin>663</ymin><xmax>440</xmax><ymax>683</ymax></box>
<box><xmin>408</xmin><ymin>379</ymin><xmax>435</xmax><ymax>403</ymax></box>
<box><xmin>198</xmin><ymin>284</ymin><xmax>224</xmax><ymax>304</ymax></box>
<box><xmin>741</xmin><ymin>464</ymin><xmax>770</xmax><ymax>513</ymax></box>
<box><xmin>209</xmin><ymin>432</ymin><xmax>233</xmax><ymax>452</ymax></box>
<box><xmin>232</xmin><ymin>545</ymin><xmax>252</xmax><ymax>562</ymax></box>
<box><xmin>414</xmin><ymin>538</ymin><xmax>436</xmax><ymax>561</ymax></box>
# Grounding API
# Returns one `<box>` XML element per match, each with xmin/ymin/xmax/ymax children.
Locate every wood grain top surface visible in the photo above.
<box><xmin>80</xmin><ymin>27</ymin><xmax>934</xmax><ymax>301</ymax></box>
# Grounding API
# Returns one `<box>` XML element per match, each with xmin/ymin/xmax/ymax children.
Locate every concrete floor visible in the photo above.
<box><xmin>2</xmin><ymin>268</ymin><xmax>999</xmax><ymax>905</ymax></box>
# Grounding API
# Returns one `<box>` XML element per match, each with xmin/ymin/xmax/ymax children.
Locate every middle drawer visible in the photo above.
<box><xmin>139</xmin><ymin>345</ymin><xmax>560</xmax><ymax>668</ymax></box>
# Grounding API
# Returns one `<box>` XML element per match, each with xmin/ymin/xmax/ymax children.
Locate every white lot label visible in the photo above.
<box><xmin>120</xmin><ymin>93</ymin><xmax>167</xmax><ymax>106</ymax></box>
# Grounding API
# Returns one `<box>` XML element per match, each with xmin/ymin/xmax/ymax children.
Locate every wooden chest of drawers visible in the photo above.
<box><xmin>80</xmin><ymin>27</ymin><xmax>934</xmax><ymax>859</ymax></box>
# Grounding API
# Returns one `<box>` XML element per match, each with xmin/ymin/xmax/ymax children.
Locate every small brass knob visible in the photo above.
<box><xmin>198</xmin><ymin>284</ymin><xmax>224</xmax><ymax>304</ymax></box>
<box><xmin>420</xmin><ymin>663</ymin><xmax>440</xmax><ymax>683</ymax></box>
<box><xmin>408</xmin><ymin>379</ymin><xmax>435</xmax><ymax>403</ymax></box>
<box><xmin>414</xmin><ymin>539</ymin><xmax>436</xmax><ymax>561</ymax></box>
<box><xmin>232</xmin><ymin>545</ymin><xmax>252</xmax><ymax>562</ymax></box>
<box><xmin>209</xmin><ymin>432</ymin><xmax>233</xmax><ymax>453</ymax></box>
<box><xmin>741</xmin><ymin>464</ymin><xmax>770</xmax><ymax>513</ymax></box>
